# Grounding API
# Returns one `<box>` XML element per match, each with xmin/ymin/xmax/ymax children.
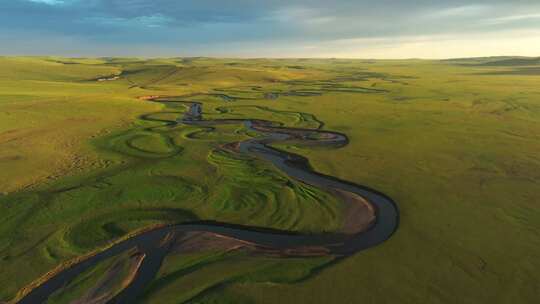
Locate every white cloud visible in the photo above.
<box><xmin>428</xmin><ymin>4</ymin><xmax>489</xmax><ymax>18</ymax></box>
<box><xmin>82</xmin><ymin>14</ymin><xmax>173</xmax><ymax>28</ymax></box>
<box><xmin>483</xmin><ymin>13</ymin><xmax>540</xmax><ymax>25</ymax></box>
<box><xmin>27</xmin><ymin>0</ymin><xmax>65</xmax><ymax>5</ymax></box>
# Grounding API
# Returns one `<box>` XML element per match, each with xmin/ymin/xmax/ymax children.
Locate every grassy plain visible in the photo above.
<box><xmin>0</xmin><ymin>56</ymin><xmax>539</xmax><ymax>303</ymax></box>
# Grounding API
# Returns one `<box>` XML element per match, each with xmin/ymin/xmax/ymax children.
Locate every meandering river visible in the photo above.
<box><xmin>17</xmin><ymin>98</ymin><xmax>398</xmax><ymax>304</ymax></box>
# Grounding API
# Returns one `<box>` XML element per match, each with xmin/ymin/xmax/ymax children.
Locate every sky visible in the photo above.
<box><xmin>1</xmin><ymin>0</ymin><xmax>540</xmax><ymax>58</ymax></box>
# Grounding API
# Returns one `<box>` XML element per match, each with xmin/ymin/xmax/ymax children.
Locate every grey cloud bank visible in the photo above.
<box><xmin>1</xmin><ymin>0</ymin><xmax>540</xmax><ymax>58</ymax></box>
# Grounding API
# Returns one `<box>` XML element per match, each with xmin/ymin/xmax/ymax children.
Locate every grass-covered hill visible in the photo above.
<box><xmin>0</xmin><ymin>56</ymin><xmax>539</xmax><ymax>303</ymax></box>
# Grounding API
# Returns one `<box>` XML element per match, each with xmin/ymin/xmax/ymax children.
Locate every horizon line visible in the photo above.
<box><xmin>1</xmin><ymin>54</ymin><xmax>538</xmax><ymax>61</ymax></box>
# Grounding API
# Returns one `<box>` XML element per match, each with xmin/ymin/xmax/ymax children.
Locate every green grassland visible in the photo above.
<box><xmin>0</xmin><ymin>56</ymin><xmax>539</xmax><ymax>303</ymax></box>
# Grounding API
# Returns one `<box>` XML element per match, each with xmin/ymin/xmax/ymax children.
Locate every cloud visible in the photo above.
<box><xmin>427</xmin><ymin>4</ymin><xmax>490</xmax><ymax>19</ymax></box>
<box><xmin>2</xmin><ymin>0</ymin><xmax>540</xmax><ymax>57</ymax></box>
<box><xmin>82</xmin><ymin>14</ymin><xmax>173</xmax><ymax>28</ymax></box>
<box><xmin>27</xmin><ymin>0</ymin><xmax>65</xmax><ymax>5</ymax></box>
<box><xmin>483</xmin><ymin>13</ymin><xmax>540</xmax><ymax>25</ymax></box>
